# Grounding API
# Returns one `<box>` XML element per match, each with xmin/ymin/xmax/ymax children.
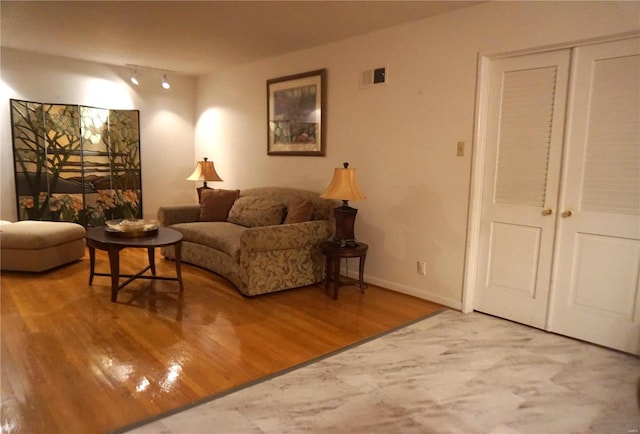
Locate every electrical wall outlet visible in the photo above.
<box><xmin>417</xmin><ymin>261</ymin><xmax>427</xmax><ymax>275</ymax></box>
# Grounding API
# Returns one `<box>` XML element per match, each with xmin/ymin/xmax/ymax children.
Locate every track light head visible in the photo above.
<box><xmin>130</xmin><ymin>69</ymin><xmax>139</xmax><ymax>86</ymax></box>
<box><xmin>161</xmin><ymin>73</ymin><xmax>170</xmax><ymax>90</ymax></box>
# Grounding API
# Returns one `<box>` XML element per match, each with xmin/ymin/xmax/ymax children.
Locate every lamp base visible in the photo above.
<box><xmin>331</xmin><ymin>205</ymin><xmax>358</xmax><ymax>248</ymax></box>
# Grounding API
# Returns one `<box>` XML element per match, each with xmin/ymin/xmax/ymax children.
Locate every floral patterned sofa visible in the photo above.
<box><xmin>157</xmin><ymin>187</ymin><xmax>336</xmax><ymax>296</ymax></box>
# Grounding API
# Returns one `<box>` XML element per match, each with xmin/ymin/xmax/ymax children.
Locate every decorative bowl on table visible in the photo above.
<box><xmin>105</xmin><ymin>219</ymin><xmax>158</xmax><ymax>238</ymax></box>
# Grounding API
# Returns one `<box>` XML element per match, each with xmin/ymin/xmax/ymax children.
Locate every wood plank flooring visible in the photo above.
<box><xmin>1</xmin><ymin>248</ymin><xmax>443</xmax><ymax>434</ymax></box>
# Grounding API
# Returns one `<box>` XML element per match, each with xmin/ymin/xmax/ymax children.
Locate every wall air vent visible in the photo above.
<box><xmin>360</xmin><ymin>66</ymin><xmax>387</xmax><ymax>88</ymax></box>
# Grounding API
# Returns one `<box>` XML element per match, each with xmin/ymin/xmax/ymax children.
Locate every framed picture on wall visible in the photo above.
<box><xmin>267</xmin><ymin>69</ymin><xmax>326</xmax><ymax>156</ymax></box>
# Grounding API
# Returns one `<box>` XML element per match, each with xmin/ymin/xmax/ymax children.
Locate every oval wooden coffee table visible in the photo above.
<box><xmin>85</xmin><ymin>226</ymin><xmax>184</xmax><ymax>302</ymax></box>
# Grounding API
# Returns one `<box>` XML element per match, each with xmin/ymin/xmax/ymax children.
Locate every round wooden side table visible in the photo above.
<box><xmin>320</xmin><ymin>241</ymin><xmax>368</xmax><ymax>300</ymax></box>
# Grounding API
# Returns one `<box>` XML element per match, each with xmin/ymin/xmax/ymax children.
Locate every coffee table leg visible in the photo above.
<box><xmin>147</xmin><ymin>247</ymin><xmax>156</xmax><ymax>275</ymax></box>
<box><xmin>174</xmin><ymin>241</ymin><xmax>184</xmax><ymax>291</ymax></box>
<box><xmin>107</xmin><ymin>248</ymin><xmax>120</xmax><ymax>302</ymax></box>
<box><xmin>88</xmin><ymin>245</ymin><xmax>96</xmax><ymax>285</ymax></box>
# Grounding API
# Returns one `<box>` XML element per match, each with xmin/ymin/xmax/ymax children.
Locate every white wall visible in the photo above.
<box><xmin>194</xmin><ymin>1</ymin><xmax>640</xmax><ymax>308</ymax></box>
<box><xmin>0</xmin><ymin>48</ymin><xmax>197</xmax><ymax>222</ymax></box>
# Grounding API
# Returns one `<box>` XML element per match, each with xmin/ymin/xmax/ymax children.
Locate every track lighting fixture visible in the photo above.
<box><xmin>161</xmin><ymin>73</ymin><xmax>170</xmax><ymax>90</ymax></box>
<box><xmin>126</xmin><ymin>64</ymin><xmax>173</xmax><ymax>90</ymax></box>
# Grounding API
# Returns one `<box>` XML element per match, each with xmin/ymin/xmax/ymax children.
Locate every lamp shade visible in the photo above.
<box><xmin>320</xmin><ymin>162</ymin><xmax>366</xmax><ymax>201</ymax></box>
<box><xmin>186</xmin><ymin>158</ymin><xmax>223</xmax><ymax>182</ymax></box>
<box><xmin>320</xmin><ymin>162</ymin><xmax>365</xmax><ymax>247</ymax></box>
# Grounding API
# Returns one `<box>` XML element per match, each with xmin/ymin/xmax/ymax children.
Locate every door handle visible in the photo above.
<box><xmin>541</xmin><ymin>208</ymin><xmax>553</xmax><ymax>216</ymax></box>
<box><xmin>561</xmin><ymin>210</ymin><xmax>573</xmax><ymax>218</ymax></box>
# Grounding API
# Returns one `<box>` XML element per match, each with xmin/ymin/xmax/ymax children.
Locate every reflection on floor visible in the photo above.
<box><xmin>123</xmin><ymin>310</ymin><xmax>640</xmax><ymax>433</ymax></box>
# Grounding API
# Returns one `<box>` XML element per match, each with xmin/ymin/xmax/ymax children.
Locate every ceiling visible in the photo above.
<box><xmin>1</xmin><ymin>1</ymin><xmax>482</xmax><ymax>76</ymax></box>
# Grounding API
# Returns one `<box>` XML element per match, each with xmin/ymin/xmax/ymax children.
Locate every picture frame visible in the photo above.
<box><xmin>267</xmin><ymin>69</ymin><xmax>326</xmax><ymax>156</ymax></box>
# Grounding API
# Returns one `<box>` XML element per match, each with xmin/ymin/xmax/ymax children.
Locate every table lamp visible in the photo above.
<box><xmin>320</xmin><ymin>162</ymin><xmax>366</xmax><ymax>247</ymax></box>
<box><xmin>186</xmin><ymin>157</ymin><xmax>223</xmax><ymax>201</ymax></box>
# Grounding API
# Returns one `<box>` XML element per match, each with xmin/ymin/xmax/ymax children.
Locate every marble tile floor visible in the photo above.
<box><xmin>120</xmin><ymin>310</ymin><xmax>640</xmax><ymax>434</ymax></box>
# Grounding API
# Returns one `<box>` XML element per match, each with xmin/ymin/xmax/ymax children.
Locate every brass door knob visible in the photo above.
<box><xmin>561</xmin><ymin>210</ymin><xmax>573</xmax><ymax>218</ymax></box>
<box><xmin>541</xmin><ymin>208</ymin><xmax>553</xmax><ymax>216</ymax></box>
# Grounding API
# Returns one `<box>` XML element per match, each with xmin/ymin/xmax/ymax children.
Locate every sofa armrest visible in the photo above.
<box><xmin>157</xmin><ymin>205</ymin><xmax>201</xmax><ymax>226</ymax></box>
<box><xmin>240</xmin><ymin>220</ymin><xmax>332</xmax><ymax>252</ymax></box>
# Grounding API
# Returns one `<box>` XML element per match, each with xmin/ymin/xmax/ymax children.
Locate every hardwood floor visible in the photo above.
<box><xmin>1</xmin><ymin>248</ymin><xmax>443</xmax><ymax>434</ymax></box>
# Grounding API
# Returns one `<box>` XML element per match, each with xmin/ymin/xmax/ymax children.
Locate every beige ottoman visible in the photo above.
<box><xmin>0</xmin><ymin>220</ymin><xmax>86</xmax><ymax>272</ymax></box>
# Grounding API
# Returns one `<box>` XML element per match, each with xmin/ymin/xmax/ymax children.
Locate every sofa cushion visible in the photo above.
<box><xmin>172</xmin><ymin>222</ymin><xmax>247</xmax><ymax>259</ymax></box>
<box><xmin>227</xmin><ymin>196</ymin><xmax>285</xmax><ymax>228</ymax></box>
<box><xmin>283</xmin><ymin>196</ymin><xmax>314</xmax><ymax>224</ymax></box>
<box><xmin>240</xmin><ymin>187</ymin><xmax>336</xmax><ymax>221</ymax></box>
<box><xmin>199</xmin><ymin>189</ymin><xmax>240</xmax><ymax>222</ymax></box>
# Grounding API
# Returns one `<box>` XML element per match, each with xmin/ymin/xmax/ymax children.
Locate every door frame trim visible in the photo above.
<box><xmin>461</xmin><ymin>31</ymin><xmax>640</xmax><ymax>314</ymax></box>
<box><xmin>461</xmin><ymin>52</ymin><xmax>490</xmax><ymax>313</ymax></box>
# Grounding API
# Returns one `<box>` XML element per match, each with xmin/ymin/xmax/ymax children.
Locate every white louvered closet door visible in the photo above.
<box><xmin>549</xmin><ymin>38</ymin><xmax>640</xmax><ymax>355</ymax></box>
<box><xmin>475</xmin><ymin>38</ymin><xmax>640</xmax><ymax>355</ymax></box>
<box><xmin>474</xmin><ymin>50</ymin><xmax>571</xmax><ymax>328</ymax></box>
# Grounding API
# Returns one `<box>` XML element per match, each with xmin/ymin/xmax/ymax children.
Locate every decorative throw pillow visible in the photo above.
<box><xmin>227</xmin><ymin>196</ymin><xmax>285</xmax><ymax>227</ymax></box>
<box><xmin>199</xmin><ymin>189</ymin><xmax>240</xmax><ymax>222</ymax></box>
<box><xmin>283</xmin><ymin>195</ymin><xmax>314</xmax><ymax>224</ymax></box>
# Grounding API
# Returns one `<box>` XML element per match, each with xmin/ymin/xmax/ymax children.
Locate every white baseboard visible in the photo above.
<box><xmin>344</xmin><ymin>270</ymin><xmax>462</xmax><ymax>310</ymax></box>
